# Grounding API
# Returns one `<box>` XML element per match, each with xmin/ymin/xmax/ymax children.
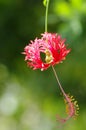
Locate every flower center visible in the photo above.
<box><xmin>45</xmin><ymin>50</ymin><xmax>53</xmax><ymax>63</ymax></box>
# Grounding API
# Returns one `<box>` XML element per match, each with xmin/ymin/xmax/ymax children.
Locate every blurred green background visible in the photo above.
<box><xmin>0</xmin><ymin>0</ymin><xmax>86</xmax><ymax>129</ymax></box>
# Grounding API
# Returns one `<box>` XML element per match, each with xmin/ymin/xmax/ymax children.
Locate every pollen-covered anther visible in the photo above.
<box><xmin>64</xmin><ymin>94</ymin><xmax>79</xmax><ymax>119</ymax></box>
<box><xmin>56</xmin><ymin>94</ymin><xmax>79</xmax><ymax>123</ymax></box>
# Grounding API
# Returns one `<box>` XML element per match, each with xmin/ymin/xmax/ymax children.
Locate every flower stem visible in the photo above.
<box><xmin>45</xmin><ymin>0</ymin><xmax>67</xmax><ymax>99</ymax></box>
<box><xmin>44</xmin><ymin>1</ymin><xmax>79</xmax><ymax>122</ymax></box>
<box><xmin>45</xmin><ymin>0</ymin><xmax>50</xmax><ymax>32</ymax></box>
<box><xmin>52</xmin><ymin>66</ymin><xmax>67</xmax><ymax>99</ymax></box>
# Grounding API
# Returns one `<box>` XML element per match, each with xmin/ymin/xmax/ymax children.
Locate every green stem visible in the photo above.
<box><xmin>52</xmin><ymin>66</ymin><xmax>67</xmax><ymax>99</ymax></box>
<box><xmin>45</xmin><ymin>0</ymin><xmax>50</xmax><ymax>32</ymax></box>
<box><xmin>44</xmin><ymin>1</ymin><xmax>77</xmax><ymax>122</ymax></box>
<box><xmin>45</xmin><ymin>0</ymin><xmax>67</xmax><ymax>100</ymax></box>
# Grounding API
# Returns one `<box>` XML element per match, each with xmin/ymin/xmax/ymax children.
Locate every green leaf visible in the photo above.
<box><xmin>43</xmin><ymin>0</ymin><xmax>47</xmax><ymax>7</ymax></box>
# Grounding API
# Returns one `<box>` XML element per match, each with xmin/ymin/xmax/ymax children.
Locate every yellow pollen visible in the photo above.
<box><xmin>64</xmin><ymin>94</ymin><xmax>79</xmax><ymax>119</ymax></box>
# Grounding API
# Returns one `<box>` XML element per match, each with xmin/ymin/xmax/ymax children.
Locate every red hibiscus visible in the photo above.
<box><xmin>23</xmin><ymin>32</ymin><xmax>70</xmax><ymax>70</ymax></box>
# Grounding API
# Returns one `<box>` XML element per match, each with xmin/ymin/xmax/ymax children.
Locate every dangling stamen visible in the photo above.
<box><xmin>56</xmin><ymin>94</ymin><xmax>79</xmax><ymax>123</ymax></box>
<box><xmin>52</xmin><ymin>66</ymin><xmax>79</xmax><ymax>123</ymax></box>
<box><xmin>64</xmin><ymin>94</ymin><xmax>79</xmax><ymax>119</ymax></box>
